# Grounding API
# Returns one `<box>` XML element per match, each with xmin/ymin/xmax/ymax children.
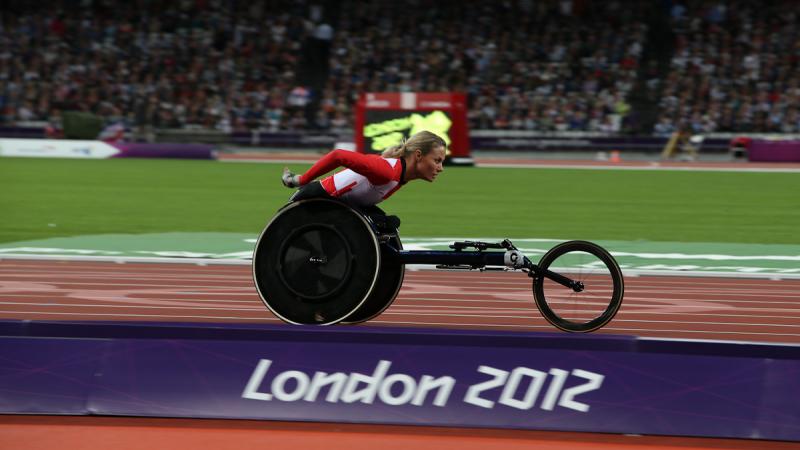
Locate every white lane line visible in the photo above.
<box><xmin>476</xmin><ymin>162</ymin><xmax>800</xmax><ymax>173</ymax></box>
<box><xmin>3</xmin><ymin>259</ymin><xmax>800</xmax><ymax>280</ymax></box>
<box><xmin>381</xmin><ymin>311</ymin><xmax>800</xmax><ymax>327</ymax></box>
<box><xmin>611</xmin><ymin>289</ymin><xmax>800</xmax><ymax>296</ymax></box>
<box><xmin>396</xmin><ymin>295</ymin><xmax>800</xmax><ymax>303</ymax></box>
<box><xmin>368</xmin><ymin>319</ymin><xmax>800</xmax><ymax>339</ymax></box>
<box><xmin>396</xmin><ymin>295</ymin><xmax>800</xmax><ymax>306</ymax></box>
<box><xmin>0</xmin><ymin>295</ymin><xmax>260</xmax><ymax>305</ymax></box>
<box><xmin>0</xmin><ymin>255</ymin><xmax>251</xmax><ymax>265</ymax></box>
<box><xmin>398</xmin><ymin>297</ymin><xmax>530</xmax><ymax>303</ymax></box>
<box><xmin>394</xmin><ymin>297</ymin><xmax>800</xmax><ymax>310</ymax></box>
<box><xmin>616</xmin><ymin>307</ymin><xmax>800</xmax><ymax>316</ymax></box>
<box><xmin>3</xmin><ymin>279</ymin><xmax>798</xmax><ymax>299</ymax></box>
<box><xmin>3</xmin><ymin>280</ymin><xmax>799</xmax><ymax>302</ymax></box>
<box><xmin>0</xmin><ymin>310</ymin><xmax>279</xmax><ymax>321</ymax></box>
<box><xmin>592</xmin><ymin>328</ymin><xmax>800</xmax><ymax>338</ymax></box>
<box><xmin>1</xmin><ymin>311</ymin><xmax>797</xmax><ymax>341</ymax></box>
<box><xmin>608</xmin><ymin>297</ymin><xmax>800</xmax><ymax>306</ymax></box>
<box><xmin>404</xmin><ymin>279</ymin><xmax>800</xmax><ymax>290</ymax></box>
<box><xmin>3</xmin><ymin>280</ymin><xmax>799</xmax><ymax>301</ymax></box>
<box><xmin>0</xmin><ymin>302</ymin><xmax>265</xmax><ymax>311</ymax></box>
<box><xmin>405</xmin><ymin>273</ymin><xmax>800</xmax><ymax>285</ymax></box>
<box><xmin>0</xmin><ymin>286</ymin><xmax>258</xmax><ymax>294</ymax></box>
<box><xmin>4</xmin><ymin>267</ymin><xmax>800</xmax><ymax>285</ymax></box>
<box><xmin>416</xmin><ymin>275</ymin><xmax>800</xmax><ymax>286</ymax></box>
<box><xmin>0</xmin><ymin>274</ymin><xmax>252</xmax><ymax>282</ymax></box>
<box><xmin>3</xmin><ymin>291</ymin><xmax>799</xmax><ymax>307</ymax></box>
<box><xmin>0</xmin><ymin>269</ymin><xmax>248</xmax><ymax>276</ymax></box>
<box><xmin>406</xmin><ymin>285</ymin><xmax>800</xmax><ymax>301</ymax></box>
<box><xmin>391</xmin><ymin>303</ymin><xmax>800</xmax><ymax>315</ymax></box>
<box><xmin>608</xmin><ymin>318</ymin><xmax>800</xmax><ymax>328</ymax></box>
<box><xmin>354</xmin><ymin>319</ymin><xmax>550</xmax><ymax>329</ymax></box>
<box><xmin>4</xmin><ymin>297</ymin><xmax>798</xmax><ymax>319</ymax></box>
<box><xmin>0</xmin><ymin>281</ymin><xmax>256</xmax><ymax>289</ymax></box>
<box><xmin>0</xmin><ymin>265</ymin><xmax>250</xmax><ymax>272</ymax></box>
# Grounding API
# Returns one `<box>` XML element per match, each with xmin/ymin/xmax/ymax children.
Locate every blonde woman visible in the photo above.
<box><xmin>282</xmin><ymin>130</ymin><xmax>446</xmax><ymax>208</ymax></box>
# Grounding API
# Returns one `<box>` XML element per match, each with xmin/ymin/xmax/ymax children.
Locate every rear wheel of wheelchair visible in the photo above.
<box><xmin>340</xmin><ymin>233</ymin><xmax>405</xmax><ymax>324</ymax></box>
<box><xmin>252</xmin><ymin>199</ymin><xmax>380</xmax><ymax>325</ymax></box>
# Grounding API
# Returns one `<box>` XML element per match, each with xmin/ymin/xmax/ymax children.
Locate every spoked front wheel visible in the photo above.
<box><xmin>532</xmin><ymin>240</ymin><xmax>624</xmax><ymax>332</ymax></box>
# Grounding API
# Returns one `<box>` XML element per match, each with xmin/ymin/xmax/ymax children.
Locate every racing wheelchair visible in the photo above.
<box><xmin>253</xmin><ymin>198</ymin><xmax>624</xmax><ymax>332</ymax></box>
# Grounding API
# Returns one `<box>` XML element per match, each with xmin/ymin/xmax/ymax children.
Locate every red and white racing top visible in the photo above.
<box><xmin>298</xmin><ymin>149</ymin><xmax>406</xmax><ymax>207</ymax></box>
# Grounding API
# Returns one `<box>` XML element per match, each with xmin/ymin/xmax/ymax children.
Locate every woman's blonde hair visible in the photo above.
<box><xmin>381</xmin><ymin>130</ymin><xmax>447</xmax><ymax>158</ymax></box>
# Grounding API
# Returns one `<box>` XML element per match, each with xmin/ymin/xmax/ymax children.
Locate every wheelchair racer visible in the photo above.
<box><xmin>281</xmin><ymin>130</ymin><xmax>446</xmax><ymax>208</ymax></box>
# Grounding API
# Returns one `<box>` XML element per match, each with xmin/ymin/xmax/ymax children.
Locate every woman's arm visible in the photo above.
<box><xmin>299</xmin><ymin>149</ymin><xmax>396</xmax><ymax>185</ymax></box>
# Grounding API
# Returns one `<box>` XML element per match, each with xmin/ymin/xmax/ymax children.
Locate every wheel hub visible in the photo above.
<box><xmin>277</xmin><ymin>224</ymin><xmax>353</xmax><ymax>301</ymax></box>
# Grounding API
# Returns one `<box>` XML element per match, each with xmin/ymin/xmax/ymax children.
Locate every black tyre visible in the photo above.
<box><xmin>340</xmin><ymin>233</ymin><xmax>405</xmax><ymax>324</ymax></box>
<box><xmin>533</xmin><ymin>240</ymin><xmax>624</xmax><ymax>332</ymax></box>
<box><xmin>252</xmin><ymin>199</ymin><xmax>380</xmax><ymax>325</ymax></box>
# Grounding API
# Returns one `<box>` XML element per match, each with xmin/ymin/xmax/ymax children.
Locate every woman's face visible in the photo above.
<box><xmin>415</xmin><ymin>146</ymin><xmax>446</xmax><ymax>182</ymax></box>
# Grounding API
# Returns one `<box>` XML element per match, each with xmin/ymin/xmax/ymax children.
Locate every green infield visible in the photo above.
<box><xmin>1</xmin><ymin>157</ymin><xmax>798</xmax><ymax>244</ymax></box>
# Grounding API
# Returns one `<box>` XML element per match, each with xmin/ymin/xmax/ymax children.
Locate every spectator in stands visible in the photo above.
<box><xmin>3</xmin><ymin>0</ymin><xmax>798</xmax><ymax>136</ymax></box>
<box><xmin>656</xmin><ymin>0</ymin><xmax>800</xmax><ymax>134</ymax></box>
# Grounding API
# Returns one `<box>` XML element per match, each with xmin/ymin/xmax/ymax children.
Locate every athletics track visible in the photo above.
<box><xmin>1</xmin><ymin>257</ymin><xmax>798</xmax><ymax>449</ymax></box>
<box><xmin>2</xmin><ymin>156</ymin><xmax>798</xmax><ymax>449</ymax></box>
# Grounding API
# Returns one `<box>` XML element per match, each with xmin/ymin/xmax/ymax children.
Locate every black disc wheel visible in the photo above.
<box><xmin>340</xmin><ymin>233</ymin><xmax>405</xmax><ymax>324</ymax></box>
<box><xmin>532</xmin><ymin>240</ymin><xmax>624</xmax><ymax>332</ymax></box>
<box><xmin>277</xmin><ymin>224</ymin><xmax>353</xmax><ymax>300</ymax></box>
<box><xmin>253</xmin><ymin>199</ymin><xmax>380</xmax><ymax>325</ymax></box>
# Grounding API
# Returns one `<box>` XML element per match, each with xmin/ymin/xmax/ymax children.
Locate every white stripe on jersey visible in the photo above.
<box><xmin>330</xmin><ymin>158</ymin><xmax>401</xmax><ymax>207</ymax></box>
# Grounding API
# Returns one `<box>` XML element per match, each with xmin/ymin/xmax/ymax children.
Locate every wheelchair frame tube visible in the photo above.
<box><xmin>391</xmin><ymin>248</ymin><xmax>507</xmax><ymax>267</ymax></box>
<box><xmin>385</xmin><ymin>246</ymin><xmax>582</xmax><ymax>291</ymax></box>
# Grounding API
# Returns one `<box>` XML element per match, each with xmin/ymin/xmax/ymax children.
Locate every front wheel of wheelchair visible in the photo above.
<box><xmin>253</xmin><ymin>199</ymin><xmax>380</xmax><ymax>325</ymax></box>
<box><xmin>532</xmin><ymin>240</ymin><xmax>624</xmax><ymax>332</ymax></box>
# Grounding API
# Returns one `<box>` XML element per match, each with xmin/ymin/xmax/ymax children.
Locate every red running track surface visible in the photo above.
<box><xmin>1</xmin><ymin>259</ymin><xmax>798</xmax><ymax>344</ymax></box>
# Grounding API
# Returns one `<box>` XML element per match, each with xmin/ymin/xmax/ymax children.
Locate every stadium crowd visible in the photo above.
<box><xmin>0</xmin><ymin>0</ymin><xmax>797</xmax><ymax>135</ymax></box>
<box><xmin>653</xmin><ymin>0</ymin><xmax>800</xmax><ymax>135</ymax></box>
<box><xmin>326</xmin><ymin>0</ymin><xmax>647</xmax><ymax>133</ymax></box>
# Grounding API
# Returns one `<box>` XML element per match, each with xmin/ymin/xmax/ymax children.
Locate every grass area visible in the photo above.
<box><xmin>1</xmin><ymin>157</ymin><xmax>798</xmax><ymax>244</ymax></box>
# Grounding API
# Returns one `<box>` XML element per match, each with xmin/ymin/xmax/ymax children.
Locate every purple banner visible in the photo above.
<box><xmin>1</xmin><ymin>321</ymin><xmax>799</xmax><ymax>441</ymax></box>
<box><xmin>749</xmin><ymin>140</ymin><xmax>800</xmax><ymax>162</ymax></box>
<box><xmin>0</xmin><ymin>337</ymin><xmax>108</xmax><ymax>414</ymax></box>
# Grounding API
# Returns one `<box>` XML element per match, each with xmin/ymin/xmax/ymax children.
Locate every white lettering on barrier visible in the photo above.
<box><xmin>305</xmin><ymin>371</ymin><xmax>347</xmax><ymax>402</ymax></box>
<box><xmin>242</xmin><ymin>359</ymin><xmax>273</xmax><ymax>401</ymax></box>
<box><xmin>463</xmin><ymin>365</ymin><xmax>508</xmax><ymax>408</ymax></box>
<box><xmin>242</xmin><ymin>359</ymin><xmax>456</xmax><ymax>407</ymax></box>
<box><xmin>499</xmin><ymin>367</ymin><xmax>547</xmax><ymax>410</ymax></box>
<box><xmin>560</xmin><ymin>369</ymin><xmax>604</xmax><ymax>412</ymax></box>
<box><xmin>379</xmin><ymin>373</ymin><xmax>416</xmax><ymax>405</ymax></box>
<box><xmin>272</xmin><ymin>370</ymin><xmax>310</xmax><ymax>402</ymax></box>
<box><xmin>340</xmin><ymin>359</ymin><xmax>391</xmax><ymax>404</ymax></box>
<box><xmin>540</xmin><ymin>368</ymin><xmax>568</xmax><ymax>410</ymax></box>
<box><xmin>415</xmin><ymin>375</ymin><xmax>454</xmax><ymax>407</ymax></box>
<box><xmin>463</xmin><ymin>366</ymin><xmax>605</xmax><ymax>412</ymax></box>
<box><xmin>242</xmin><ymin>359</ymin><xmax>603</xmax><ymax>412</ymax></box>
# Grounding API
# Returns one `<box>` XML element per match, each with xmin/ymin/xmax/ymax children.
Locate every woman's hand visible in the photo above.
<box><xmin>281</xmin><ymin>167</ymin><xmax>301</xmax><ymax>188</ymax></box>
